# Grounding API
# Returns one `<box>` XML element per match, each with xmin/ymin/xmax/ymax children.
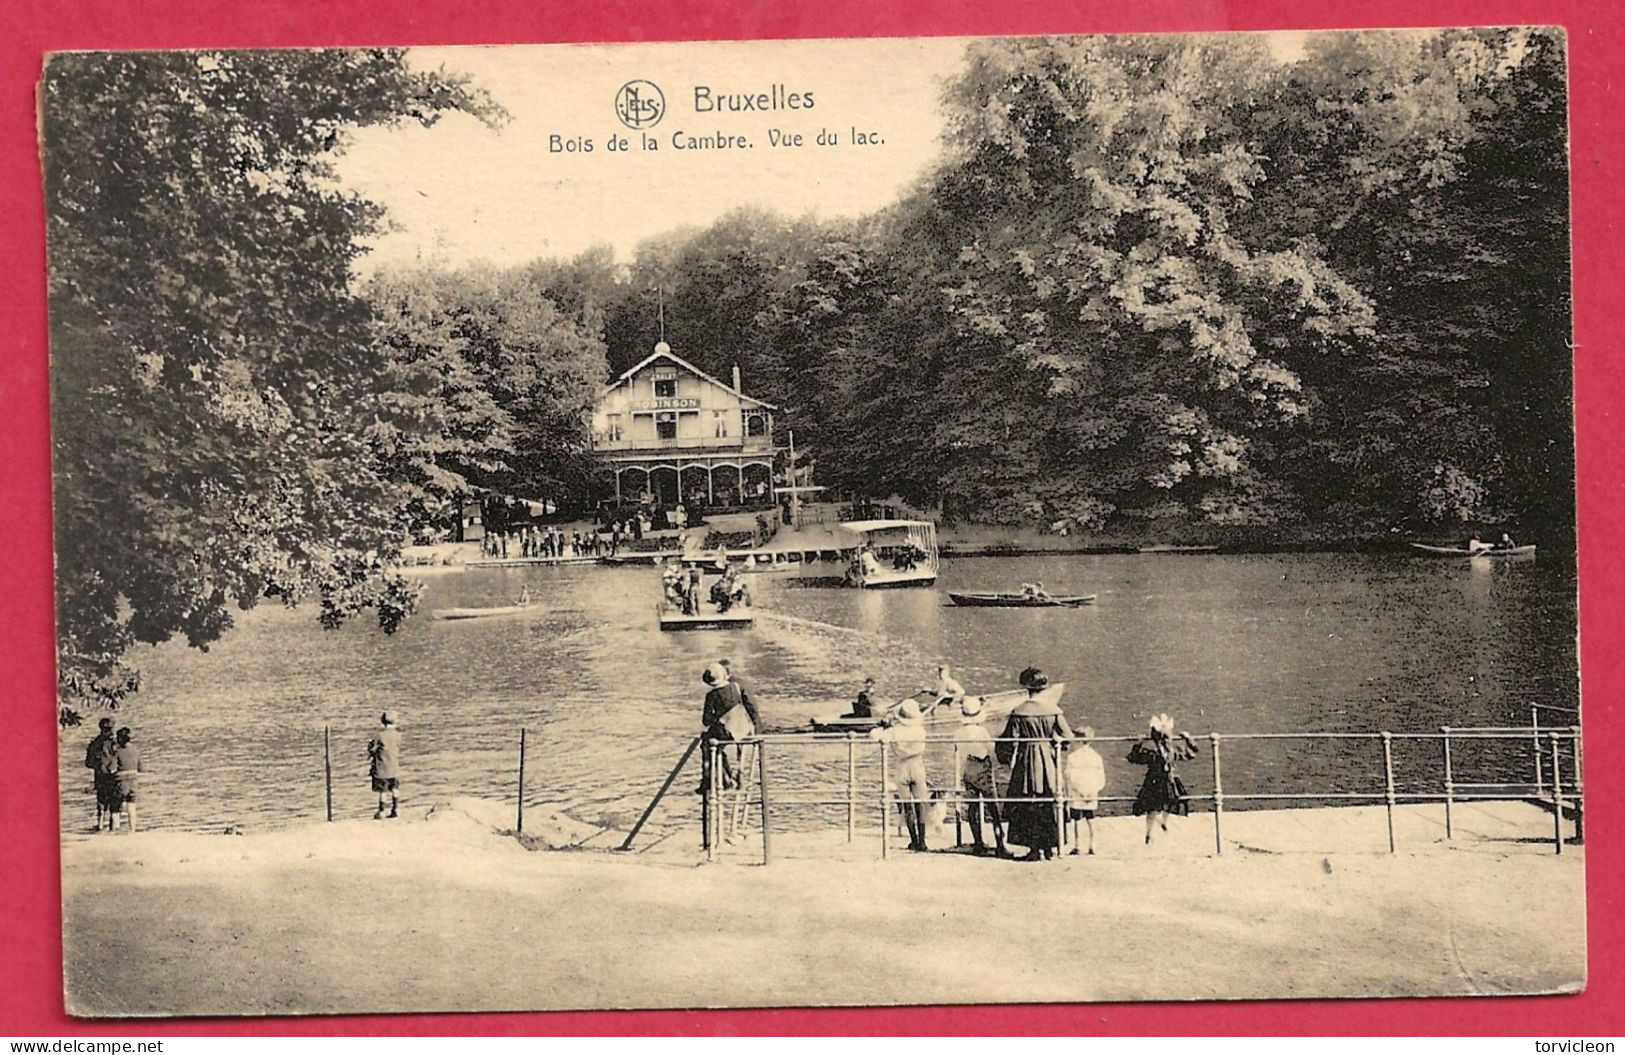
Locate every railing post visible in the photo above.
<box><xmin>952</xmin><ymin>737</ymin><xmax>963</xmax><ymax>848</ymax></box>
<box><xmin>1549</xmin><ymin>733</ymin><xmax>1565</xmax><ymax>855</ymax></box>
<box><xmin>1381</xmin><ymin>731</ymin><xmax>1397</xmax><ymax>854</ymax></box>
<box><xmin>323</xmin><ymin>725</ymin><xmax>334</xmax><ymax>823</ymax></box>
<box><xmin>1532</xmin><ymin>704</ymin><xmax>1545</xmax><ymax>795</ymax></box>
<box><xmin>846</xmin><ymin>734</ymin><xmax>856</xmax><ymax>844</ymax></box>
<box><xmin>704</xmin><ymin>741</ymin><xmax>718</xmax><ymax>861</ymax></box>
<box><xmin>1571</xmin><ymin>725</ymin><xmax>1584</xmax><ymax>845</ymax></box>
<box><xmin>516</xmin><ymin>727</ymin><xmax>527</xmax><ymax>834</ymax></box>
<box><xmin>1053</xmin><ymin>737</ymin><xmax>1066</xmax><ymax>851</ymax></box>
<box><xmin>1441</xmin><ymin>727</ymin><xmax>1453</xmax><ymax>841</ymax></box>
<box><xmin>1210</xmin><ymin>734</ymin><xmax>1223</xmax><ymax>856</ymax></box>
<box><xmin>758</xmin><ymin>740</ymin><xmax>772</xmax><ymax>866</ymax></box>
<box><xmin>879</xmin><ymin>740</ymin><xmax>890</xmax><ymax>860</ymax></box>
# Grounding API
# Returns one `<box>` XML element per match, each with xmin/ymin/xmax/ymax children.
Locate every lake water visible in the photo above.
<box><xmin>58</xmin><ymin>553</ymin><xmax>1580</xmax><ymax>837</ymax></box>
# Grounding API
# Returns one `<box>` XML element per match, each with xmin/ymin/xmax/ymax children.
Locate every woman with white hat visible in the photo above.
<box><xmin>1128</xmin><ymin>714</ymin><xmax>1200</xmax><ymax>845</ymax></box>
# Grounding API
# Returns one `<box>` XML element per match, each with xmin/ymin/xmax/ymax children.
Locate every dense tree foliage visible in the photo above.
<box><xmin>535</xmin><ymin>28</ymin><xmax>1571</xmax><ymax>538</ymax></box>
<box><xmin>45</xmin><ymin>50</ymin><xmax>497</xmax><ymax>714</ymax></box>
<box><xmin>368</xmin><ymin>266</ymin><xmax>608</xmax><ymax>514</ymax></box>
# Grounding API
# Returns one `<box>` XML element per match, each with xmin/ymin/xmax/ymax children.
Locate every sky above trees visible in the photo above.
<box><xmin>336</xmin><ymin>33</ymin><xmax>1309</xmax><ymax>270</ymax></box>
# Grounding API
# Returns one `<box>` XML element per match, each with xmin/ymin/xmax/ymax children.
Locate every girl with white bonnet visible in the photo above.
<box><xmin>1128</xmin><ymin>713</ymin><xmax>1200</xmax><ymax>845</ymax></box>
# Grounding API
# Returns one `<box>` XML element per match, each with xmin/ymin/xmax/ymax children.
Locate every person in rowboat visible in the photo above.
<box><xmin>1499</xmin><ymin>532</ymin><xmax>1518</xmax><ymax>550</ymax></box>
<box><xmin>923</xmin><ymin>665</ymin><xmax>965</xmax><ymax>716</ymax></box>
<box><xmin>1467</xmin><ymin>535</ymin><xmax>1492</xmax><ymax>555</ymax></box>
<box><xmin>843</xmin><ymin>677</ymin><xmax>878</xmax><ymax>719</ymax></box>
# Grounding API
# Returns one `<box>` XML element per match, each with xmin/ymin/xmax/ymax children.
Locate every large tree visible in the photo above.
<box><xmin>874</xmin><ymin>36</ymin><xmax>1375</xmax><ymax>528</ymax></box>
<box><xmin>370</xmin><ymin>265</ymin><xmax>607</xmax><ymax>510</ymax></box>
<box><xmin>1257</xmin><ymin>28</ymin><xmax>1572</xmax><ymax>532</ymax></box>
<box><xmin>45</xmin><ymin>49</ymin><xmax>498</xmax><ymax>716</ymax></box>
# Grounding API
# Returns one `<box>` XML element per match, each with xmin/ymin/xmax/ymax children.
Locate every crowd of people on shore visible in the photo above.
<box><xmin>479</xmin><ymin>525</ymin><xmax>625</xmax><ymax>560</ymax></box>
<box><xmin>699</xmin><ymin>661</ymin><xmax>1202</xmax><ymax>861</ymax></box>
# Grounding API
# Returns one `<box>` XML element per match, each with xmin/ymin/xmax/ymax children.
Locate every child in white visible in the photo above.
<box><xmin>1065</xmin><ymin>726</ymin><xmax>1106</xmax><ymax>855</ymax></box>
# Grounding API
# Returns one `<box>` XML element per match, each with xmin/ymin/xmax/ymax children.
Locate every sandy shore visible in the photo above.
<box><xmin>62</xmin><ymin>798</ymin><xmax>1585</xmax><ymax>1017</ymax></box>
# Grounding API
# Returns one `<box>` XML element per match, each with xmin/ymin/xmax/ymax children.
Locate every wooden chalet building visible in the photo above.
<box><xmin>592</xmin><ymin>341</ymin><xmax>780</xmax><ymax>510</ymax></box>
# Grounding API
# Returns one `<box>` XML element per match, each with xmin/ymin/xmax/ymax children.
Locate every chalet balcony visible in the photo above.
<box><xmin>593</xmin><ymin>432</ymin><xmax>776</xmax><ymax>454</ymax></box>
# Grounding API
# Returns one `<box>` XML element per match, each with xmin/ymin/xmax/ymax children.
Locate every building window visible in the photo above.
<box><xmin>714</xmin><ymin>411</ymin><xmax>729</xmax><ymax>438</ymax></box>
<box><xmin>606</xmin><ymin>414</ymin><xmax>623</xmax><ymax>442</ymax></box>
<box><xmin>746</xmin><ymin>412</ymin><xmax>767</xmax><ymax>438</ymax></box>
<box><xmin>654</xmin><ymin>377</ymin><xmax>677</xmax><ymax>399</ymax></box>
<box><xmin>656</xmin><ymin>413</ymin><xmax>678</xmax><ymax>441</ymax></box>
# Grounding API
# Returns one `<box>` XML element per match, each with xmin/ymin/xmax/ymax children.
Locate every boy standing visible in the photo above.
<box><xmin>1065</xmin><ymin>727</ymin><xmax>1107</xmax><ymax>855</ymax></box>
<box><xmin>368</xmin><ymin>712</ymin><xmax>401</xmax><ymax>820</ymax></box>
<box><xmin>956</xmin><ymin>697</ymin><xmax>1007</xmax><ymax>857</ymax></box>
<box><xmin>871</xmin><ymin>700</ymin><xmax>931</xmax><ymax>851</ymax></box>
<box><xmin>84</xmin><ymin>717</ymin><xmax>115</xmax><ymax>831</ymax></box>
<box><xmin>110</xmin><ymin>727</ymin><xmax>143</xmax><ymax>832</ymax></box>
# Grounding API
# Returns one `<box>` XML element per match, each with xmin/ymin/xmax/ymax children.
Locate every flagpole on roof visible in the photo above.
<box><xmin>657</xmin><ymin>287</ymin><xmax>665</xmax><ymax>343</ymax></box>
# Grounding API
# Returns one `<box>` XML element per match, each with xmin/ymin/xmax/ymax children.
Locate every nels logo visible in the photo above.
<box><xmin>614</xmin><ymin>80</ymin><xmax>666</xmax><ymax>130</ymax></box>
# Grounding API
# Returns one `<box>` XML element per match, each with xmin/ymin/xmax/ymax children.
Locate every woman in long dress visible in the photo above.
<box><xmin>1128</xmin><ymin>714</ymin><xmax>1200</xmax><ymax>845</ymax></box>
<box><xmin>995</xmin><ymin>669</ymin><xmax>1074</xmax><ymax>861</ymax></box>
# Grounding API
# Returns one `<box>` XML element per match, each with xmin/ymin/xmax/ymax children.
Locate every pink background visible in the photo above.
<box><xmin>2</xmin><ymin>0</ymin><xmax>1619</xmax><ymax>1036</ymax></box>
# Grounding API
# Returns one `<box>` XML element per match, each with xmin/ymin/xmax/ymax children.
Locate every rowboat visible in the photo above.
<box><xmin>948</xmin><ymin>592</ymin><xmax>1096</xmax><ymax>608</ymax></box>
<box><xmin>1138</xmin><ymin>544</ymin><xmax>1219</xmax><ymax>554</ymax></box>
<box><xmin>435</xmin><ymin>603</ymin><xmax>533</xmax><ymax>620</ymax></box>
<box><xmin>805</xmin><ymin>681</ymin><xmax>1067</xmax><ymax>734</ymax></box>
<box><xmin>1408</xmin><ymin>543</ymin><xmax>1537</xmax><ymax>558</ymax></box>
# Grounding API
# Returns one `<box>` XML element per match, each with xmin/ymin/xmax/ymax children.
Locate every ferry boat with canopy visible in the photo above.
<box><xmin>840</xmin><ymin>519</ymin><xmax>939</xmax><ymax>588</ymax></box>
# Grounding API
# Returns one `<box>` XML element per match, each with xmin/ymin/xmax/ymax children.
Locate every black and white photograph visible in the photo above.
<box><xmin>45</xmin><ymin>30</ymin><xmax>1582</xmax><ymax>1016</ymax></box>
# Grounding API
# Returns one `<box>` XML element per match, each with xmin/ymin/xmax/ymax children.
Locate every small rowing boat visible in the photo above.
<box><xmin>805</xmin><ymin>682</ymin><xmax>1067</xmax><ymax>734</ymax></box>
<box><xmin>435</xmin><ymin>603</ymin><xmax>533</xmax><ymax>621</ymax></box>
<box><xmin>948</xmin><ymin>592</ymin><xmax>1096</xmax><ymax>608</ymax></box>
<box><xmin>1408</xmin><ymin>543</ymin><xmax>1537</xmax><ymax>558</ymax></box>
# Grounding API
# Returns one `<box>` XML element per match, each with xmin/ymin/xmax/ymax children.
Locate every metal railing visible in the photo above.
<box><xmin>625</xmin><ymin>725</ymin><xmax>1585</xmax><ymax>865</ymax></box>
<box><xmin>70</xmin><ymin>719</ymin><xmax>1581</xmax><ymax>856</ymax></box>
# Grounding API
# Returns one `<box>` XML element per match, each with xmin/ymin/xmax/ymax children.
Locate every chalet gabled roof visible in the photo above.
<box><xmin>606</xmin><ymin>346</ymin><xmax>780</xmax><ymax>411</ymax></box>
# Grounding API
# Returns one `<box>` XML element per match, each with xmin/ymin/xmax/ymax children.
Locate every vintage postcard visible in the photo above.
<box><xmin>45</xmin><ymin>30</ymin><xmax>1582</xmax><ymax>1017</ymax></box>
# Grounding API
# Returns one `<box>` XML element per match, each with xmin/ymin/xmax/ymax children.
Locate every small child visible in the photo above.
<box><xmin>1065</xmin><ymin>727</ymin><xmax>1106</xmax><ymax>855</ymax></box>
<box><xmin>368</xmin><ymin>711</ymin><xmax>401</xmax><ymax>820</ymax></box>
<box><xmin>111</xmin><ymin>727</ymin><xmax>143</xmax><ymax>833</ymax></box>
